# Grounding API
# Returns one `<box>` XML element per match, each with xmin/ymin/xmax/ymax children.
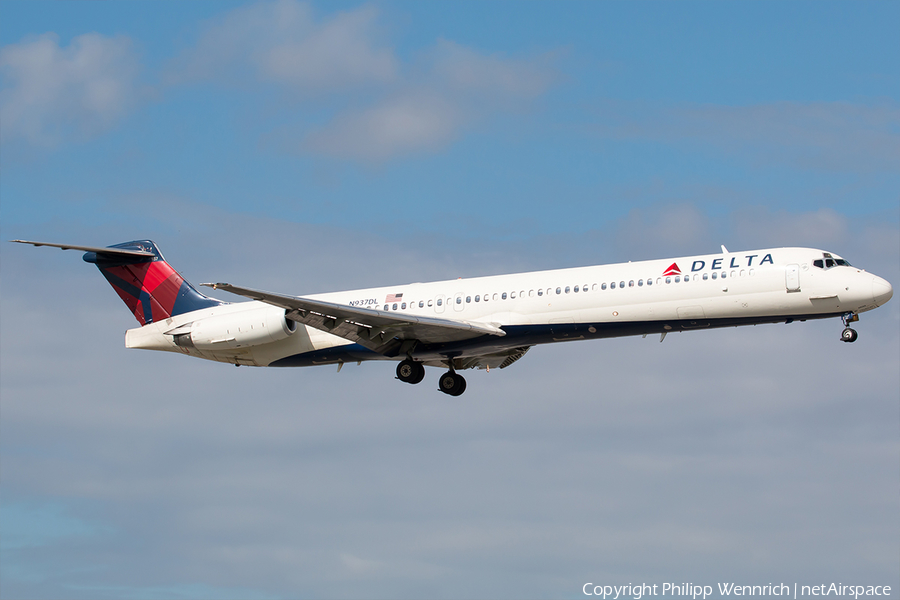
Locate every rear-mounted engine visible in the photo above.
<box><xmin>174</xmin><ymin>307</ymin><xmax>296</xmax><ymax>350</ymax></box>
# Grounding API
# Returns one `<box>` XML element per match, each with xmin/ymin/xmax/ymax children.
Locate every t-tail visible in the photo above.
<box><xmin>13</xmin><ymin>239</ymin><xmax>223</xmax><ymax>325</ymax></box>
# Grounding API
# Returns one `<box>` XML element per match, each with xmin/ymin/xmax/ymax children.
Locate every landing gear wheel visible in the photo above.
<box><xmin>438</xmin><ymin>371</ymin><xmax>467</xmax><ymax>396</ymax></box>
<box><xmin>396</xmin><ymin>359</ymin><xmax>425</xmax><ymax>384</ymax></box>
<box><xmin>841</xmin><ymin>327</ymin><xmax>858</xmax><ymax>343</ymax></box>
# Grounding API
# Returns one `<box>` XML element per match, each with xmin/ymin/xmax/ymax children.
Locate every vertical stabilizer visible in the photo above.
<box><xmin>82</xmin><ymin>240</ymin><xmax>222</xmax><ymax>325</ymax></box>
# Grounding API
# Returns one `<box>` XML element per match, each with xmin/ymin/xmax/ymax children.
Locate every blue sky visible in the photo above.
<box><xmin>1</xmin><ymin>2</ymin><xmax>898</xmax><ymax>598</ymax></box>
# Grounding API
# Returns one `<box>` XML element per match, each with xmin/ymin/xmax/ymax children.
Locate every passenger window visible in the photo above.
<box><xmin>520</xmin><ymin>290</ymin><xmax>525</xmax><ymax>298</ymax></box>
<box><xmin>675</xmin><ymin>276</ymin><xmax>680</xmax><ymax>283</ymax></box>
<box><xmin>619</xmin><ymin>281</ymin><xmax>625</xmax><ymax>288</ymax></box>
<box><xmin>493</xmin><ymin>293</ymin><xmax>498</xmax><ymax>301</ymax></box>
<box><xmin>574</xmin><ymin>285</ymin><xmax>580</xmax><ymax>293</ymax></box>
<box><xmin>475</xmin><ymin>295</ymin><xmax>480</xmax><ymax>302</ymax></box>
<box><xmin>383</xmin><ymin>305</ymin><xmax>388</xmax><ymax>311</ymax></box>
<box><xmin>647</xmin><ymin>278</ymin><xmax>653</xmax><ymax>286</ymax></box>
<box><xmin>740</xmin><ymin>270</ymin><xmax>745</xmax><ymax>277</ymax></box>
<box><xmin>537</xmin><ymin>289</ymin><xmax>543</xmax><ymax>296</ymax></box>
<box><xmin>510</xmin><ymin>291</ymin><xmax>516</xmax><ymax>299</ymax></box>
<box><xmin>436</xmin><ymin>299</ymin><xmax>442</xmax><ymax>306</ymax></box>
<box><xmin>583</xmin><ymin>284</ymin><xmax>588</xmax><ymax>292</ymax></box>
<box><xmin>749</xmin><ymin>269</ymin><xmax>755</xmax><ymax>276</ymax></box>
<box><xmin>629</xmin><ymin>280</ymin><xmax>634</xmax><ymax>287</ymax></box>
<box><xmin>638</xmin><ymin>279</ymin><xmax>643</xmax><ymax>286</ymax></box>
<box><xmin>721</xmin><ymin>272</ymin><xmax>727</xmax><ymax>279</ymax></box>
<box><xmin>601</xmin><ymin>283</ymin><xmax>607</xmax><ymax>290</ymax></box>
<box><xmin>556</xmin><ymin>287</ymin><xmax>561</xmax><ymax>294</ymax></box>
<box><xmin>730</xmin><ymin>271</ymin><xmax>736</xmax><ymax>278</ymax></box>
<box><xmin>610</xmin><ymin>282</ymin><xmax>616</xmax><ymax>289</ymax></box>
<box><xmin>419</xmin><ymin>301</ymin><xmax>424</xmax><ymax>308</ymax></box>
<box><xmin>666</xmin><ymin>277</ymin><xmax>671</xmax><ymax>284</ymax></box>
<box><xmin>565</xmin><ymin>286</ymin><xmax>570</xmax><ymax>294</ymax></box>
<box><xmin>592</xmin><ymin>284</ymin><xmax>598</xmax><ymax>291</ymax></box>
<box><xmin>502</xmin><ymin>292</ymin><xmax>508</xmax><ymax>300</ymax></box>
<box><xmin>392</xmin><ymin>303</ymin><xmax>398</xmax><ymax>310</ymax></box>
<box><xmin>455</xmin><ymin>297</ymin><xmax>461</xmax><ymax>304</ymax></box>
<box><xmin>703</xmin><ymin>273</ymin><xmax>708</xmax><ymax>280</ymax></box>
<box><xmin>712</xmin><ymin>272</ymin><xmax>717</xmax><ymax>280</ymax></box>
<box><xmin>529</xmin><ymin>290</ymin><xmax>534</xmax><ymax>297</ymax></box>
<box><xmin>428</xmin><ymin>299</ymin><xmax>433</xmax><ymax>307</ymax></box>
<box><xmin>401</xmin><ymin>302</ymin><xmax>407</xmax><ymax>309</ymax></box>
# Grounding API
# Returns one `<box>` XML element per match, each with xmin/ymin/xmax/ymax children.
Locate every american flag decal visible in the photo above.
<box><xmin>385</xmin><ymin>293</ymin><xmax>403</xmax><ymax>303</ymax></box>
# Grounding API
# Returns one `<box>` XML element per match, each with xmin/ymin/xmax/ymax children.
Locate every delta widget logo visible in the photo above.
<box><xmin>662</xmin><ymin>263</ymin><xmax>681</xmax><ymax>276</ymax></box>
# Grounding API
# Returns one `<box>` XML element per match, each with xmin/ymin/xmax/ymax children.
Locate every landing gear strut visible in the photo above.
<box><xmin>840</xmin><ymin>313</ymin><xmax>859</xmax><ymax>343</ymax></box>
<box><xmin>438</xmin><ymin>371</ymin><xmax>467</xmax><ymax>396</ymax></box>
<box><xmin>396</xmin><ymin>359</ymin><xmax>425</xmax><ymax>384</ymax></box>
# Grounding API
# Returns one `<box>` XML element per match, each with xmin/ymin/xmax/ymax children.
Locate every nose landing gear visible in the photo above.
<box><xmin>840</xmin><ymin>313</ymin><xmax>859</xmax><ymax>343</ymax></box>
<box><xmin>841</xmin><ymin>327</ymin><xmax>858</xmax><ymax>343</ymax></box>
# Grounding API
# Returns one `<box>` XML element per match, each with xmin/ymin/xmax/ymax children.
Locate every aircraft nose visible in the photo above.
<box><xmin>873</xmin><ymin>276</ymin><xmax>893</xmax><ymax>307</ymax></box>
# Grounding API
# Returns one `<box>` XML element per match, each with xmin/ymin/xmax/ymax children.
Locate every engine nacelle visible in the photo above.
<box><xmin>177</xmin><ymin>306</ymin><xmax>297</xmax><ymax>350</ymax></box>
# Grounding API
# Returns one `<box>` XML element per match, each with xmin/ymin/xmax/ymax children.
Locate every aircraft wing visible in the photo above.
<box><xmin>202</xmin><ymin>282</ymin><xmax>506</xmax><ymax>356</ymax></box>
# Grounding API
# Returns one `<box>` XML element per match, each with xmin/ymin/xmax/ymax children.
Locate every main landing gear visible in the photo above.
<box><xmin>396</xmin><ymin>358</ymin><xmax>468</xmax><ymax>396</ymax></box>
<box><xmin>840</xmin><ymin>313</ymin><xmax>859</xmax><ymax>343</ymax></box>
<box><xmin>438</xmin><ymin>371</ymin><xmax>467</xmax><ymax>396</ymax></box>
<box><xmin>396</xmin><ymin>359</ymin><xmax>425</xmax><ymax>384</ymax></box>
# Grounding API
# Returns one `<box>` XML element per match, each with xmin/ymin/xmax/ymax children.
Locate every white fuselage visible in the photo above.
<box><xmin>125</xmin><ymin>247</ymin><xmax>893</xmax><ymax>368</ymax></box>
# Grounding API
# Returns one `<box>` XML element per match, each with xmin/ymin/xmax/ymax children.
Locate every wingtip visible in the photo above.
<box><xmin>200</xmin><ymin>282</ymin><xmax>226</xmax><ymax>290</ymax></box>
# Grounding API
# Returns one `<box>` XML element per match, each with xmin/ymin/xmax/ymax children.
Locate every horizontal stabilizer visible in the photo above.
<box><xmin>11</xmin><ymin>239</ymin><xmax>155</xmax><ymax>257</ymax></box>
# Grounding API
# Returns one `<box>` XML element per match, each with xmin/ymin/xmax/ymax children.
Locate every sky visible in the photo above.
<box><xmin>1</xmin><ymin>1</ymin><xmax>898</xmax><ymax>598</ymax></box>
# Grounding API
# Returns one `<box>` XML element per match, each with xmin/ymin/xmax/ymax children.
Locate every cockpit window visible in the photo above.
<box><xmin>814</xmin><ymin>254</ymin><xmax>851</xmax><ymax>269</ymax></box>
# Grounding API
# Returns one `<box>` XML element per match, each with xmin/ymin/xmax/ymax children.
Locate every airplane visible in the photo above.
<box><xmin>12</xmin><ymin>239</ymin><xmax>893</xmax><ymax>396</ymax></box>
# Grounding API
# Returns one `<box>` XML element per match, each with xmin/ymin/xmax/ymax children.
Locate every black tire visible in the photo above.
<box><xmin>410</xmin><ymin>362</ymin><xmax>426</xmax><ymax>384</ymax></box>
<box><xmin>841</xmin><ymin>327</ymin><xmax>858</xmax><ymax>343</ymax></box>
<box><xmin>397</xmin><ymin>359</ymin><xmax>424</xmax><ymax>383</ymax></box>
<box><xmin>439</xmin><ymin>372</ymin><xmax>465</xmax><ymax>395</ymax></box>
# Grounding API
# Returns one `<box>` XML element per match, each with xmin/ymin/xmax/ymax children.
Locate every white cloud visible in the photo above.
<box><xmin>0</xmin><ymin>32</ymin><xmax>141</xmax><ymax>147</ymax></box>
<box><xmin>302</xmin><ymin>90</ymin><xmax>460</xmax><ymax>161</ymax></box>
<box><xmin>592</xmin><ymin>101</ymin><xmax>900</xmax><ymax>173</ymax></box>
<box><xmin>167</xmin><ymin>1</ymin><xmax>559</xmax><ymax>162</ymax></box>
<box><xmin>167</xmin><ymin>0</ymin><xmax>397</xmax><ymax>92</ymax></box>
<box><xmin>428</xmin><ymin>39</ymin><xmax>558</xmax><ymax>99</ymax></box>
<box><xmin>301</xmin><ymin>40</ymin><xmax>559</xmax><ymax>162</ymax></box>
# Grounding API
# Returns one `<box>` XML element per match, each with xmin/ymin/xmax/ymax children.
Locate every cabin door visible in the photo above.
<box><xmin>785</xmin><ymin>264</ymin><xmax>801</xmax><ymax>292</ymax></box>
